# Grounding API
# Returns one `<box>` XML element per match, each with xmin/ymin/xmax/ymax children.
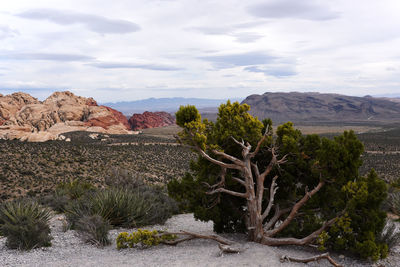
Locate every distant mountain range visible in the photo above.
<box><xmin>242</xmin><ymin>92</ymin><xmax>400</xmax><ymax>123</ymax></box>
<box><xmin>102</xmin><ymin>97</ymin><xmax>243</xmax><ymax>115</ymax></box>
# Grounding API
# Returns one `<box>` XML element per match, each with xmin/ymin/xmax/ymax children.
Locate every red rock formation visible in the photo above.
<box><xmin>86</xmin><ymin>106</ymin><xmax>130</xmax><ymax>130</ymax></box>
<box><xmin>0</xmin><ymin>91</ymin><xmax>133</xmax><ymax>141</ymax></box>
<box><xmin>128</xmin><ymin>111</ymin><xmax>175</xmax><ymax>130</ymax></box>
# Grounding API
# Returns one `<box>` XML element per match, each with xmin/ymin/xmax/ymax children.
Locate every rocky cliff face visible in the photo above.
<box><xmin>0</xmin><ymin>91</ymin><xmax>133</xmax><ymax>141</ymax></box>
<box><xmin>128</xmin><ymin>111</ymin><xmax>175</xmax><ymax>130</ymax></box>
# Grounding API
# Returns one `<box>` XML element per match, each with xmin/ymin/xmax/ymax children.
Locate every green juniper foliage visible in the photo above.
<box><xmin>168</xmin><ymin>101</ymin><xmax>389</xmax><ymax>260</ymax></box>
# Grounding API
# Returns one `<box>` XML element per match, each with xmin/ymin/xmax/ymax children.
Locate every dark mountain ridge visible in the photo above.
<box><xmin>242</xmin><ymin>92</ymin><xmax>400</xmax><ymax>123</ymax></box>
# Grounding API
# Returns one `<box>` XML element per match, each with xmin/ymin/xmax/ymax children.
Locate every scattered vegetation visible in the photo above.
<box><xmin>0</xmin><ymin>132</ymin><xmax>195</xmax><ymax>200</ymax></box>
<box><xmin>0</xmin><ymin>199</ymin><xmax>52</xmax><ymax>250</ymax></box>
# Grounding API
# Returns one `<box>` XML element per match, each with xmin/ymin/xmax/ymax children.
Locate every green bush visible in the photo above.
<box><xmin>65</xmin><ymin>187</ymin><xmax>176</xmax><ymax>229</ymax></box>
<box><xmin>105</xmin><ymin>169</ymin><xmax>178</xmax><ymax>224</ymax></box>
<box><xmin>40</xmin><ymin>179</ymin><xmax>96</xmax><ymax>213</ymax></box>
<box><xmin>0</xmin><ymin>200</ymin><xmax>52</xmax><ymax>250</ymax></box>
<box><xmin>55</xmin><ymin>179</ymin><xmax>96</xmax><ymax>200</ymax></box>
<box><xmin>116</xmin><ymin>229</ymin><xmax>176</xmax><ymax>249</ymax></box>
<box><xmin>75</xmin><ymin>215</ymin><xmax>111</xmax><ymax>246</ymax></box>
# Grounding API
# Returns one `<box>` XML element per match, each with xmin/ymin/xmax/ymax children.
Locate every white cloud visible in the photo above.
<box><xmin>17</xmin><ymin>8</ymin><xmax>140</xmax><ymax>34</ymax></box>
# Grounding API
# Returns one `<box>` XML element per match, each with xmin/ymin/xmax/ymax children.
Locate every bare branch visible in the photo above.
<box><xmin>251</xmin><ymin>162</ymin><xmax>260</xmax><ymax>177</ymax></box>
<box><xmin>163</xmin><ymin>231</ymin><xmax>235</xmax><ymax>246</ymax></box>
<box><xmin>207</xmin><ymin>187</ymin><xmax>248</xmax><ymax>198</ymax></box>
<box><xmin>211</xmin><ymin>149</ymin><xmax>244</xmax><ymax>166</ymax></box>
<box><xmin>262</xmin><ymin>216</ymin><xmax>338</xmax><ymax>246</ymax></box>
<box><xmin>262</xmin><ymin>175</ymin><xmax>279</xmax><ymax>221</ymax></box>
<box><xmin>197</xmin><ymin>149</ymin><xmax>242</xmax><ymax>170</ymax></box>
<box><xmin>249</xmin><ymin>125</ymin><xmax>270</xmax><ymax>158</ymax></box>
<box><xmin>259</xmin><ymin>147</ymin><xmax>277</xmax><ymax>181</ymax></box>
<box><xmin>232</xmin><ymin>176</ymin><xmax>246</xmax><ymax>186</ymax></box>
<box><xmin>265</xmin><ymin>180</ymin><xmax>325</xmax><ymax>237</ymax></box>
<box><xmin>280</xmin><ymin>253</ymin><xmax>343</xmax><ymax>267</ymax></box>
<box><xmin>263</xmin><ymin>205</ymin><xmax>291</xmax><ymax>231</ymax></box>
<box><xmin>231</xmin><ymin>136</ymin><xmax>246</xmax><ymax>149</ymax></box>
<box><xmin>207</xmin><ymin>167</ymin><xmax>227</xmax><ymax>189</ymax></box>
<box><xmin>277</xmin><ymin>154</ymin><xmax>288</xmax><ymax>165</ymax></box>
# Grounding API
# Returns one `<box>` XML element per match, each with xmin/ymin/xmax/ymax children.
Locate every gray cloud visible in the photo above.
<box><xmin>199</xmin><ymin>52</ymin><xmax>277</xmax><ymax>69</ymax></box>
<box><xmin>189</xmin><ymin>26</ymin><xmax>231</xmax><ymax>35</ymax></box>
<box><xmin>248</xmin><ymin>0</ymin><xmax>339</xmax><ymax>21</ymax></box>
<box><xmin>233</xmin><ymin>32</ymin><xmax>263</xmax><ymax>43</ymax></box>
<box><xmin>244</xmin><ymin>65</ymin><xmax>297</xmax><ymax>77</ymax></box>
<box><xmin>90</xmin><ymin>62</ymin><xmax>183</xmax><ymax>71</ymax></box>
<box><xmin>0</xmin><ymin>25</ymin><xmax>19</xmax><ymax>39</ymax></box>
<box><xmin>18</xmin><ymin>9</ymin><xmax>140</xmax><ymax>34</ymax></box>
<box><xmin>0</xmin><ymin>52</ymin><xmax>94</xmax><ymax>61</ymax></box>
<box><xmin>188</xmin><ymin>24</ymin><xmax>264</xmax><ymax>43</ymax></box>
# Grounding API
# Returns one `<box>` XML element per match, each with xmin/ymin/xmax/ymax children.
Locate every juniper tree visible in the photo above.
<box><xmin>168</xmin><ymin>101</ymin><xmax>388</xmax><ymax>260</ymax></box>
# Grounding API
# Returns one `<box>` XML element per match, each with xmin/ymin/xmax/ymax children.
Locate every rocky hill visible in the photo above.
<box><xmin>242</xmin><ymin>92</ymin><xmax>400</xmax><ymax>123</ymax></box>
<box><xmin>128</xmin><ymin>111</ymin><xmax>175</xmax><ymax>130</ymax></box>
<box><xmin>0</xmin><ymin>91</ymin><xmax>133</xmax><ymax>141</ymax></box>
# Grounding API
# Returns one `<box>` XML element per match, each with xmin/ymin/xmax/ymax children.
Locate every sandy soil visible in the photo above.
<box><xmin>0</xmin><ymin>214</ymin><xmax>398</xmax><ymax>267</ymax></box>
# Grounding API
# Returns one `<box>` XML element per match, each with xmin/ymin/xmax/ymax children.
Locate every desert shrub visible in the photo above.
<box><xmin>65</xmin><ymin>187</ymin><xmax>175</xmax><ymax>229</ymax></box>
<box><xmin>386</xmin><ymin>190</ymin><xmax>400</xmax><ymax>216</ymax></box>
<box><xmin>0</xmin><ymin>200</ymin><xmax>52</xmax><ymax>250</ymax></box>
<box><xmin>56</xmin><ymin>179</ymin><xmax>96</xmax><ymax>200</ymax></box>
<box><xmin>40</xmin><ymin>179</ymin><xmax>96</xmax><ymax>213</ymax></box>
<box><xmin>106</xmin><ymin>168</ymin><xmax>179</xmax><ymax>223</ymax></box>
<box><xmin>116</xmin><ymin>229</ymin><xmax>176</xmax><ymax>249</ymax></box>
<box><xmin>40</xmin><ymin>191</ymin><xmax>70</xmax><ymax>213</ymax></box>
<box><xmin>378</xmin><ymin>219</ymin><xmax>400</xmax><ymax>251</ymax></box>
<box><xmin>105</xmin><ymin>168</ymin><xmax>146</xmax><ymax>189</ymax></box>
<box><xmin>75</xmin><ymin>214</ymin><xmax>111</xmax><ymax>246</ymax></box>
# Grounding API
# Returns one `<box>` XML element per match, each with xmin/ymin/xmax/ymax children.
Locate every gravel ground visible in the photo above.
<box><xmin>0</xmin><ymin>214</ymin><xmax>398</xmax><ymax>267</ymax></box>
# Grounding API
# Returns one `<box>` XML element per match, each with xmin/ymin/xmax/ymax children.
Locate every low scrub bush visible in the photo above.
<box><xmin>40</xmin><ymin>179</ymin><xmax>96</xmax><ymax>213</ymax></box>
<box><xmin>75</xmin><ymin>214</ymin><xmax>111</xmax><ymax>246</ymax></box>
<box><xmin>66</xmin><ymin>187</ymin><xmax>176</xmax><ymax>229</ymax></box>
<box><xmin>378</xmin><ymin>219</ymin><xmax>400</xmax><ymax>251</ymax></box>
<box><xmin>0</xmin><ymin>200</ymin><xmax>52</xmax><ymax>250</ymax></box>
<box><xmin>116</xmin><ymin>229</ymin><xmax>176</xmax><ymax>249</ymax></box>
<box><xmin>56</xmin><ymin>179</ymin><xmax>96</xmax><ymax>200</ymax></box>
<box><xmin>106</xmin><ymin>168</ymin><xmax>178</xmax><ymax>224</ymax></box>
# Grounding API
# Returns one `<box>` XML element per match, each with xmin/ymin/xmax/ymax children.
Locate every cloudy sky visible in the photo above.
<box><xmin>0</xmin><ymin>0</ymin><xmax>399</xmax><ymax>102</ymax></box>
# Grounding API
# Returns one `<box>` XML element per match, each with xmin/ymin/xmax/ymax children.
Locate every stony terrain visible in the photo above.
<box><xmin>0</xmin><ymin>91</ymin><xmax>133</xmax><ymax>142</ymax></box>
<box><xmin>2</xmin><ymin>213</ymin><xmax>397</xmax><ymax>267</ymax></box>
<box><xmin>243</xmin><ymin>92</ymin><xmax>400</xmax><ymax>123</ymax></box>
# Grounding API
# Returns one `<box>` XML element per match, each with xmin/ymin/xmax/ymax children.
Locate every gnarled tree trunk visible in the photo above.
<box><xmin>180</xmin><ymin>128</ymin><xmax>339</xmax><ymax>246</ymax></box>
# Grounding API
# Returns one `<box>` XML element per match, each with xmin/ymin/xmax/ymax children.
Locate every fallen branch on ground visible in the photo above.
<box><xmin>160</xmin><ymin>231</ymin><xmax>245</xmax><ymax>253</ymax></box>
<box><xmin>280</xmin><ymin>252</ymin><xmax>343</xmax><ymax>267</ymax></box>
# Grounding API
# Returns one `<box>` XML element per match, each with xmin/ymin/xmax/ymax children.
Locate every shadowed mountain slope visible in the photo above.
<box><xmin>242</xmin><ymin>92</ymin><xmax>400</xmax><ymax>123</ymax></box>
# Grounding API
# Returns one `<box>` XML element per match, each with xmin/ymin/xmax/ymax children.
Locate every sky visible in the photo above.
<box><xmin>0</xmin><ymin>0</ymin><xmax>400</xmax><ymax>102</ymax></box>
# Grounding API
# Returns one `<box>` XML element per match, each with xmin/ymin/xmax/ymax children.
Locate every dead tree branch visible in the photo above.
<box><xmin>161</xmin><ymin>231</ymin><xmax>245</xmax><ymax>253</ymax></box>
<box><xmin>262</xmin><ymin>175</ymin><xmax>279</xmax><ymax>221</ymax></box>
<box><xmin>265</xmin><ymin>180</ymin><xmax>325</xmax><ymax>237</ymax></box>
<box><xmin>280</xmin><ymin>252</ymin><xmax>343</xmax><ymax>267</ymax></box>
